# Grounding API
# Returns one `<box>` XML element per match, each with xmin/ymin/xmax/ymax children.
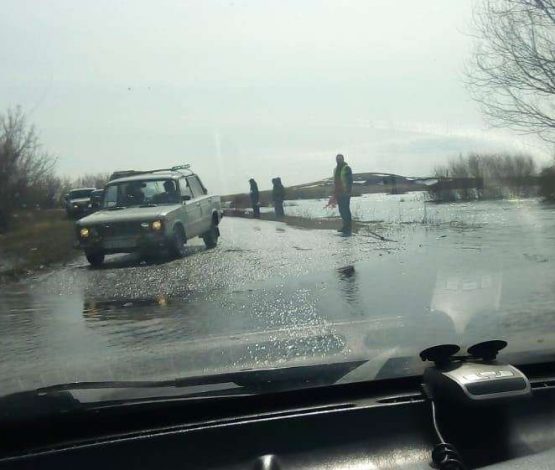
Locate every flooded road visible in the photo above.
<box><xmin>1</xmin><ymin>200</ymin><xmax>555</xmax><ymax>395</ymax></box>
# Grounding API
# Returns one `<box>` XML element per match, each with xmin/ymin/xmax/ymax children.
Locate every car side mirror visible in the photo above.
<box><xmin>182</xmin><ymin>195</ymin><xmax>191</xmax><ymax>201</ymax></box>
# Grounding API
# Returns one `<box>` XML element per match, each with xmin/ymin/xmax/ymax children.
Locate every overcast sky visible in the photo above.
<box><xmin>1</xmin><ymin>0</ymin><xmax>550</xmax><ymax>193</ymax></box>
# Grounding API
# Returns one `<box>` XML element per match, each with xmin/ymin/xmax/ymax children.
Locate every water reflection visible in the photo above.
<box><xmin>83</xmin><ymin>295</ymin><xmax>170</xmax><ymax>318</ymax></box>
<box><xmin>336</xmin><ymin>265</ymin><xmax>359</xmax><ymax>308</ymax></box>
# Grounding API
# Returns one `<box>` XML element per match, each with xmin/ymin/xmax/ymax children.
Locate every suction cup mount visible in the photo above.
<box><xmin>420</xmin><ymin>340</ymin><xmax>508</xmax><ymax>366</ymax></box>
<box><xmin>419</xmin><ymin>344</ymin><xmax>460</xmax><ymax>365</ymax></box>
<box><xmin>467</xmin><ymin>340</ymin><xmax>507</xmax><ymax>361</ymax></box>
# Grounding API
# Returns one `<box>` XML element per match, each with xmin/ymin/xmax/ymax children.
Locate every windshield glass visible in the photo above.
<box><xmin>104</xmin><ymin>179</ymin><xmax>179</xmax><ymax>207</ymax></box>
<box><xmin>1</xmin><ymin>1</ymin><xmax>555</xmax><ymax>410</ymax></box>
<box><xmin>69</xmin><ymin>189</ymin><xmax>94</xmax><ymax>199</ymax></box>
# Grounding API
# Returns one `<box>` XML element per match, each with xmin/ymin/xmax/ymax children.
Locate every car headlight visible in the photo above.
<box><xmin>74</xmin><ymin>204</ymin><xmax>79</xmax><ymax>208</ymax></box>
<box><xmin>151</xmin><ymin>220</ymin><xmax>163</xmax><ymax>231</ymax></box>
<box><xmin>80</xmin><ymin>227</ymin><xmax>90</xmax><ymax>238</ymax></box>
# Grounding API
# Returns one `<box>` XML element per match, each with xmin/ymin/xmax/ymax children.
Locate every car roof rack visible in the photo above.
<box><xmin>151</xmin><ymin>164</ymin><xmax>192</xmax><ymax>174</ymax></box>
<box><xmin>109</xmin><ymin>165</ymin><xmax>192</xmax><ymax>181</ymax></box>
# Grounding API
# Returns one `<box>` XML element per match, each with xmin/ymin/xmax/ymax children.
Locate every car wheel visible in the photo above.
<box><xmin>85</xmin><ymin>251</ymin><xmax>105</xmax><ymax>267</ymax></box>
<box><xmin>170</xmin><ymin>225</ymin><xmax>187</xmax><ymax>258</ymax></box>
<box><xmin>203</xmin><ymin>223</ymin><xmax>219</xmax><ymax>249</ymax></box>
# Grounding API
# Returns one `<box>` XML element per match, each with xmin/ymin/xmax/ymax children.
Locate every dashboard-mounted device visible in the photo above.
<box><xmin>420</xmin><ymin>340</ymin><xmax>531</xmax><ymax>405</ymax></box>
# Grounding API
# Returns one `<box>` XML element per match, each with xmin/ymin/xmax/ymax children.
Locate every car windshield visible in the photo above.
<box><xmin>69</xmin><ymin>190</ymin><xmax>94</xmax><ymax>199</ymax></box>
<box><xmin>1</xmin><ymin>0</ymin><xmax>555</xmax><ymax>414</ymax></box>
<box><xmin>103</xmin><ymin>179</ymin><xmax>180</xmax><ymax>208</ymax></box>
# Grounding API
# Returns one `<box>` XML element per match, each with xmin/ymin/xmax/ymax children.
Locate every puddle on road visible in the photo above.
<box><xmin>83</xmin><ymin>296</ymin><xmax>170</xmax><ymax>314</ymax></box>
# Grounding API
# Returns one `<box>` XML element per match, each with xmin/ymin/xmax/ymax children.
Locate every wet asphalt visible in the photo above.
<box><xmin>1</xmin><ymin>215</ymin><xmax>555</xmax><ymax>395</ymax></box>
<box><xmin>47</xmin><ymin>216</ymin><xmax>396</xmax><ymax>301</ymax></box>
<box><xmin>0</xmin><ymin>217</ymin><xmax>400</xmax><ymax>393</ymax></box>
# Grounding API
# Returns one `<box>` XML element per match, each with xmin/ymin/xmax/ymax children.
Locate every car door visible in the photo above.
<box><xmin>178</xmin><ymin>177</ymin><xmax>201</xmax><ymax>238</ymax></box>
<box><xmin>187</xmin><ymin>175</ymin><xmax>211</xmax><ymax>234</ymax></box>
<box><xmin>195</xmin><ymin>175</ymin><xmax>213</xmax><ymax>233</ymax></box>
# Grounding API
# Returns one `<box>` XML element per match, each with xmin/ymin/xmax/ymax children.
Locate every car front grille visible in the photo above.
<box><xmin>96</xmin><ymin>222</ymin><xmax>143</xmax><ymax>237</ymax></box>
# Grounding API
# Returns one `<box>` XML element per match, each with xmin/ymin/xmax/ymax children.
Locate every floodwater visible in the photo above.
<box><xmin>1</xmin><ymin>197</ymin><xmax>555</xmax><ymax>396</ymax></box>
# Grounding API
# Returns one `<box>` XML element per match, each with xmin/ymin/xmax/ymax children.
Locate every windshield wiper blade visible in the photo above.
<box><xmin>35</xmin><ymin>360</ymin><xmax>366</xmax><ymax>395</ymax></box>
<box><xmin>108</xmin><ymin>205</ymin><xmax>128</xmax><ymax>211</ymax></box>
<box><xmin>0</xmin><ymin>362</ymin><xmax>367</xmax><ymax>422</ymax></box>
<box><xmin>37</xmin><ymin>378</ymin><xmax>219</xmax><ymax>393</ymax></box>
<box><xmin>0</xmin><ymin>387</ymin><xmax>252</xmax><ymax>425</ymax></box>
<box><xmin>139</xmin><ymin>203</ymin><xmax>158</xmax><ymax>207</ymax></box>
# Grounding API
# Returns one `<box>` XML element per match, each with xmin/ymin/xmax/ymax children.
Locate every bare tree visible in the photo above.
<box><xmin>0</xmin><ymin>107</ymin><xmax>56</xmax><ymax>230</ymax></box>
<box><xmin>467</xmin><ymin>0</ymin><xmax>555</xmax><ymax>141</ymax></box>
<box><xmin>72</xmin><ymin>173</ymin><xmax>110</xmax><ymax>189</ymax></box>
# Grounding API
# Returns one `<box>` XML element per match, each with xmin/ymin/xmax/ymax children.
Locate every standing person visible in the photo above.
<box><xmin>272</xmin><ymin>177</ymin><xmax>285</xmax><ymax>219</ymax></box>
<box><xmin>249</xmin><ymin>178</ymin><xmax>260</xmax><ymax>218</ymax></box>
<box><xmin>334</xmin><ymin>153</ymin><xmax>353</xmax><ymax>235</ymax></box>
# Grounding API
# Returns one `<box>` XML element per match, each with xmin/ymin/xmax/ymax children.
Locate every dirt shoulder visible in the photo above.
<box><xmin>0</xmin><ymin>210</ymin><xmax>77</xmax><ymax>282</ymax></box>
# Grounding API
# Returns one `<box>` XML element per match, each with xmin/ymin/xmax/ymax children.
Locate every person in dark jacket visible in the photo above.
<box><xmin>249</xmin><ymin>178</ymin><xmax>260</xmax><ymax>218</ymax></box>
<box><xmin>271</xmin><ymin>177</ymin><xmax>285</xmax><ymax>219</ymax></box>
<box><xmin>333</xmin><ymin>154</ymin><xmax>353</xmax><ymax>235</ymax></box>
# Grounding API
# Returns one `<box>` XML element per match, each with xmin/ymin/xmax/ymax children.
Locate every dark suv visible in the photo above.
<box><xmin>65</xmin><ymin>188</ymin><xmax>96</xmax><ymax>219</ymax></box>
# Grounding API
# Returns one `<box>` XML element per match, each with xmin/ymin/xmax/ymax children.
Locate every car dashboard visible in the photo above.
<box><xmin>2</xmin><ymin>363</ymin><xmax>555</xmax><ymax>469</ymax></box>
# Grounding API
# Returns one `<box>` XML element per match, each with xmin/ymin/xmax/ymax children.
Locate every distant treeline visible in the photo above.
<box><xmin>223</xmin><ymin>174</ymin><xmax>431</xmax><ymax>208</ymax></box>
<box><xmin>223</xmin><ymin>181</ymin><xmax>431</xmax><ymax>208</ymax></box>
<box><xmin>224</xmin><ymin>153</ymin><xmax>555</xmax><ymax>208</ymax></box>
<box><xmin>429</xmin><ymin>153</ymin><xmax>555</xmax><ymax>202</ymax></box>
<box><xmin>223</xmin><ymin>185</ymin><xmax>358</xmax><ymax>208</ymax></box>
<box><xmin>539</xmin><ymin>165</ymin><xmax>555</xmax><ymax>201</ymax></box>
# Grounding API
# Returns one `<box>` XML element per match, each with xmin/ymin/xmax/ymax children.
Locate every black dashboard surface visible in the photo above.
<box><xmin>2</xmin><ymin>373</ymin><xmax>555</xmax><ymax>470</ymax></box>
